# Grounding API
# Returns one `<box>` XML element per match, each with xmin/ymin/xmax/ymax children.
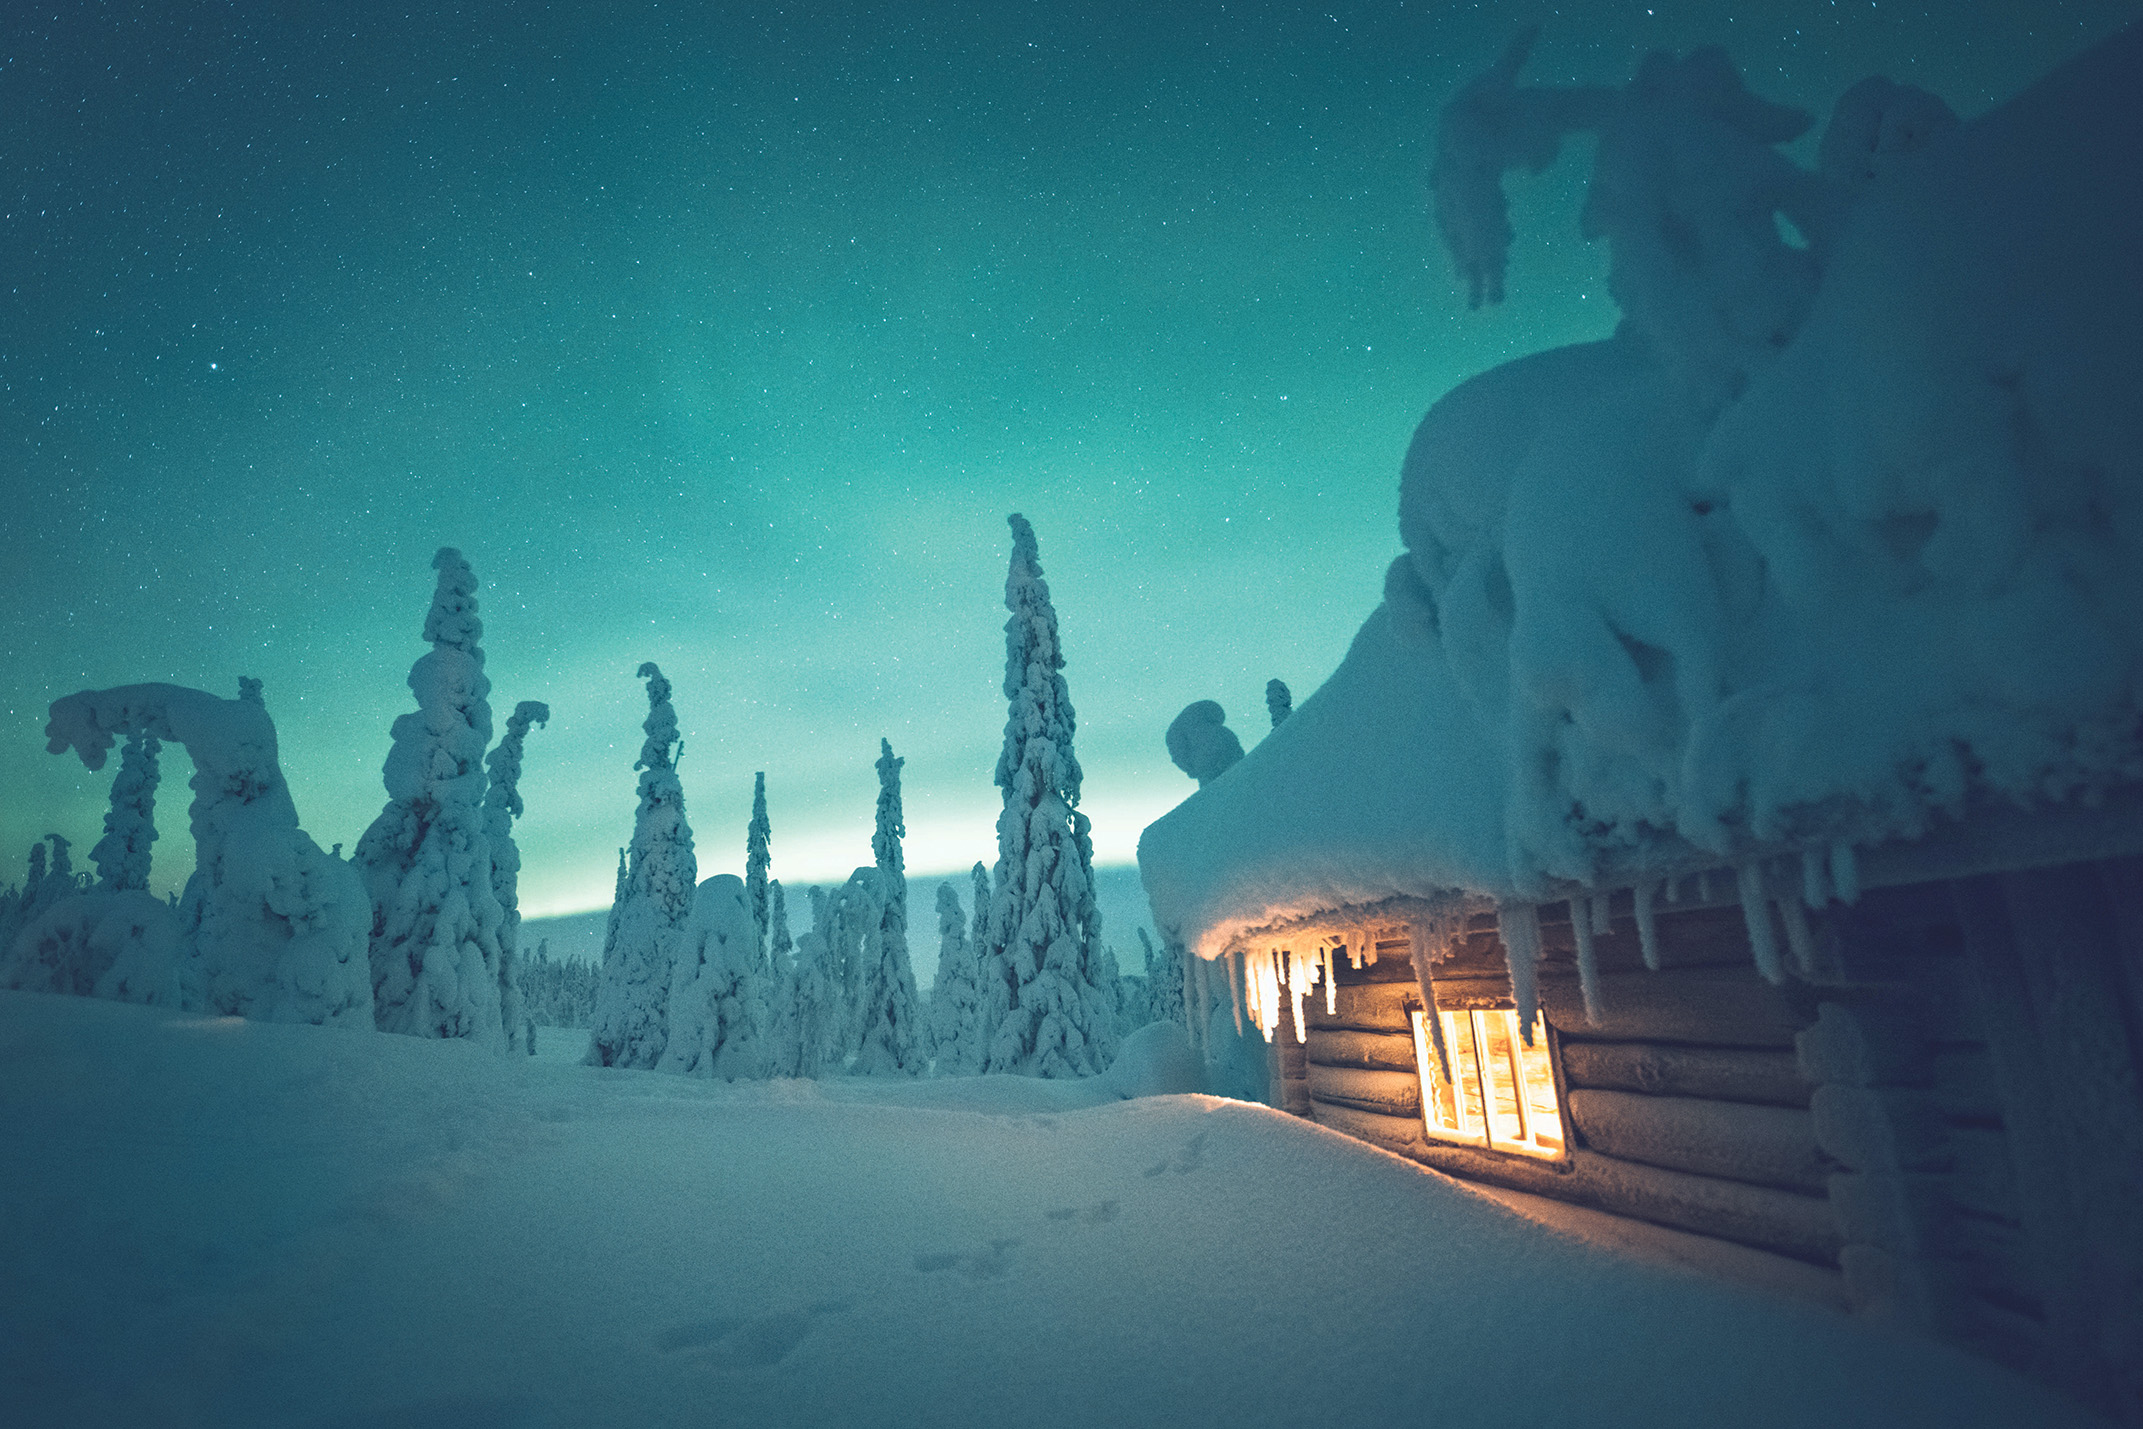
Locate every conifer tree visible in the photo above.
<box><xmin>851</xmin><ymin>739</ymin><xmax>926</xmax><ymax>1075</ymax></box>
<box><xmin>659</xmin><ymin>873</ymin><xmax>768</xmax><ymax>1079</ymax></box>
<box><xmin>745</xmin><ymin>772</ymin><xmax>772</xmax><ymax>960</ymax></box>
<box><xmin>929</xmin><ymin>880</ymin><xmax>983</xmax><ymax>1075</ymax></box>
<box><xmin>1139</xmin><ymin>926</ymin><xmax>1186</xmax><ymax>1031</ymax></box>
<box><xmin>765</xmin><ymin>878</ymin><xmax>798</xmax><ymax>1074</ymax></box>
<box><xmin>790</xmin><ymin>886</ymin><xmax>840</xmax><ymax>1077</ymax></box>
<box><xmin>90</xmin><ymin>730</ymin><xmax>160</xmax><ymax>892</ymax></box>
<box><xmin>354</xmin><ymin>548</ymin><xmax>509</xmax><ymax>1042</ymax></box>
<box><xmin>484</xmin><ymin>700</ymin><xmax>549</xmax><ymax>1054</ymax></box>
<box><xmin>586</xmin><ymin>663</ymin><xmax>698</xmax><ymax>1068</ymax></box>
<box><xmin>979</xmin><ymin>514</ymin><xmax>1117</xmax><ymax>1076</ymax></box>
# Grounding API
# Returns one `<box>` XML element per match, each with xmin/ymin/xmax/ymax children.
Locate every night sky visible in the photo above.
<box><xmin>5</xmin><ymin>0</ymin><xmax>2136</xmax><ymax>919</ymax></box>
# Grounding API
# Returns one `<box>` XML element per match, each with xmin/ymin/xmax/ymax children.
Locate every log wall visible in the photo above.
<box><xmin>1299</xmin><ymin>912</ymin><xmax>1842</xmax><ymax>1271</ymax></box>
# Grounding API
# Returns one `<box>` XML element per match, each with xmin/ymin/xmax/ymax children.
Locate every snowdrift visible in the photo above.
<box><xmin>1143</xmin><ymin>26</ymin><xmax>2143</xmax><ymax>959</ymax></box>
<box><xmin>0</xmin><ymin>991</ymin><xmax>2092</xmax><ymax>1427</ymax></box>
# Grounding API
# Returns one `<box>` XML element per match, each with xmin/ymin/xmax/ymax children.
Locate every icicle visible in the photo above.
<box><xmin>1496</xmin><ymin>903</ymin><xmax>1544</xmax><ymax>1045</ymax></box>
<box><xmin>1361</xmin><ymin>932</ymin><xmax>1379</xmax><ymax>967</ymax></box>
<box><xmin>1568</xmin><ymin>897</ymin><xmax>1604</xmax><ymax>1024</ymax></box>
<box><xmin>1829</xmin><ymin>841</ymin><xmax>1861</xmax><ymax>905</ymax></box>
<box><xmin>1662</xmin><ymin>873</ymin><xmax>1681</xmax><ymax>904</ymax></box>
<box><xmin>1227</xmin><ymin>950</ymin><xmax>1246</xmax><ymax>1037</ymax></box>
<box><xmin>1698</xmin><ymin>869</ymin><xmax>1717</xmax><ymax>904</ymax></box>
<box><xmin>1589</xmin><ymin>892</ymin><xmax>1612</xmax><ymax>937</ymax></box>
<box><xmin>1737</xmin><ymin>864</ymin><xmax>1785</xmax><ymax>985</ymax></box>
<box><xmin>1181</xmin><ymin>947</ymin><xmax>1199</xmax><ymax>1054</ymax></box>
<box><xmin>1346</xmin><ymin>931</ymin><xmax>1364</xmax><ymax>971</ymax></box>
<box><xmin>1407</xmin><ymin>921</ymin><xmax>1452</xmax><ymax>1087</ymax></box>
<box><xmin>1778</xmin><ymin>894</ymin><xmax>1820</xmax><ymax>977</ymax></box>
<box><xmin>1628</xmin><ymin>882</ymin><xmax>1662</xmax><ymax>972</ymax></box>
<box><xmin>1800</xmin><ymin>847</ymin><xmax>1829</xmax><ymax>908</ymax></box>
<box><xmin>1256</xmin><ymin>950</ymin><xmax>1281</xmax><ymax>1040</ymax></box>
<box><xmin>1321</xmin><ymin>942</ymin><xmax>1338</xmax><ymax>1016</ymax></box>
<box><xmin>1242</xmin><ymin>949</ymin><xmax>1262</xmax><ymax>1033</ymax></box>
<box><xmin>1285</xmin><ymin>949</ymin><xmax>1309</xmax><ymax>1047</ymax></box>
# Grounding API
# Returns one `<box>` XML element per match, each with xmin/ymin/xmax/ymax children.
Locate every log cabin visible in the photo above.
<box><xmin>1140</xmin><ymin>25</ymin><xmax>2143</xmax><ymax>1421</ymax></box>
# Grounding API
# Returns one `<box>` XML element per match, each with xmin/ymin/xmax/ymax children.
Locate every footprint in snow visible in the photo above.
<box><xmin>657</xmin><ymin>1301</ymin><xmax>849</xmax><ymax>1368</ymax></box>
<box><xmin>1143</xmin><ymin>1131</ymin><xmax>1207</xmax><ymax>1177</ymax></box>
<box><xmin>913</xmin><ymin>1238</ymin><xmax>1021</xmax><ymax>1280</ymax></box>
<box><xmin>1045</xmin><ymin>1200</ymin><xmax>1120</xmax><ymax>1225</ymax></box>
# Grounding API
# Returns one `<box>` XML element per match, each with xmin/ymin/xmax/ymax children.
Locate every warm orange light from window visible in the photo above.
<box><xmin>1409</xmin><ymin>1008</ymin><xmax>1565</xmax><ymax>1159</ymax></box>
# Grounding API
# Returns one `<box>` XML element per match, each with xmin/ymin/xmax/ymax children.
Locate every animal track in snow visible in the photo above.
<box><xmin>1045</xmin><ymin>1200</ymin><xmax>1119</xmax><ymax>1225</ymax></box>
<box><xmin>1143</xmin><ymin>1130</ymin><xmax>1208</xmax><ymax>1177</ymax></box>
<box><xmin>656</xmin><ymin>1301</ymin><xmax>849</xmax><ymax>1368</ymax></box>
<box><xmin>912</xmin><ymin>1237</ymin><xmax>1021</xmax><ymax>1280</ymax></box>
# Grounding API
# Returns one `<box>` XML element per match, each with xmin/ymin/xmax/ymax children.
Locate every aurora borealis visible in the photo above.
<box><xmin>5</xmin><ymin>0</ymin><xmax>2136</xmax><ymax>918</ymax></box>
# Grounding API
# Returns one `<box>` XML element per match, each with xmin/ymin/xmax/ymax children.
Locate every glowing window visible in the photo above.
<box><xmin>1408</xmin><ymin>1008</ymin><xmax>1567</xmax><ymax>1160</ymax></box>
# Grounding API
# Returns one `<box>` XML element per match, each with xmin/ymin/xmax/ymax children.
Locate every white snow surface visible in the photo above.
<box><xmin>0</xmin><ymin>990</ymin><xmax>2092</xmax><ymax>1428</ymax></box>
<box><xmin>1142</xmin><ymin>29</ymin><xmax>2143</xmax><ymax>960</ymax></box>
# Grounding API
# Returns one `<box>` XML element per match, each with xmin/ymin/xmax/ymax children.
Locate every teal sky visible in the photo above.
<box><xmin>5</xmin><ymin>0</ymin><xmax>2136</xmax><ymax>917</ymax></box>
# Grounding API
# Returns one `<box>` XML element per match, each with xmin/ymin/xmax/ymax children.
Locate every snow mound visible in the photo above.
<box><xmin>1144</xmin><ymin>26</ymin><xmax>2143</xmax><ymax>957</ymax></box>
<box><xmin>1098</xmin><ymin>1019</ymin><xmax>1207</xmax><ymax>1098</ymax></box>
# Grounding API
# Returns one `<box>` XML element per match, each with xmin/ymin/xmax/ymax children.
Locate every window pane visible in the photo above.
<box><xmin>1412</xmin><ymin>1007</ymin><xmax>1564</xmax><ymax>1159</ymax></box>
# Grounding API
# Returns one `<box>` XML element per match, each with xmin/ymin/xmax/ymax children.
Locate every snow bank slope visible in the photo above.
<box><xmin>1145</xmin><ymin>27</ymin><xmax>2143</xmax><ymax>953</ymax></box>
<box><xmin>0</xmin><ymin>992</ymin><xmax>2091</xmax><ymax>1428</ymax></box>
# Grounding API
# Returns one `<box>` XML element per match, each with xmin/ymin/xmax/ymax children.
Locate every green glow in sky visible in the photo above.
<box><xmin>5</xmin><ymin>0</ymin><xmax>2136</xmax><ymax>914</ymax></box>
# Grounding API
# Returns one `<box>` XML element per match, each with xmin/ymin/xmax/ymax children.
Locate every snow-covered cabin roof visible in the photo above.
<box><xmin>1142</xmin><ymin>26</ymin><xmax>2143</xmax><ymax>963</ymax></box>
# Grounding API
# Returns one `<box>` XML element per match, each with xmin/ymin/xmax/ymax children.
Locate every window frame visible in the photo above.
<box><xmin>1408</xmin><ymin>1000</ymin><xmax>1575</xmax><ymax>1164</ymax></box>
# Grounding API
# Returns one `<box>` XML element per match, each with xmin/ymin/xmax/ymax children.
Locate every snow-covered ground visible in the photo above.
<box><xmin>0</xmin><ymin>990</ymin><xmax>2096</xmax><ymax>1428</ymax></box>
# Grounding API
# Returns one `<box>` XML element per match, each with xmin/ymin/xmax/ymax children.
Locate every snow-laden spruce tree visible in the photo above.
<box><xmin>484</xmin><ymin>700</ymin><xmax>549</xmax><ymax>1055</ymax></box>
<box><xmin>586</xmin><ymin>663</ymin><xmax>698</xmax><ymax>1068</ymax></box>
<box><xmin>658</xmin><ymin>873</ymin><xmax>768</xmax><ymax>1079</ymax></box>
<box><xmin>745</xmin><ymin>772</ymin><xmax>772</xmax><ymax>959</ymax></box>
<box><xmin>1138</xmin><ymin>925</ymin><xmax>1186</xmax><ymax>1032</ymax></box>
<box><xmin>979</xmin><ymin>514</ymin><xmax>1117</xmax><ymax>1077</ymax></box>
<box><xmin>353</xmin><ymin>548</ymin><xmax>508</xmax><ymax>1043</ymax></box>
<box><xmin>764</xmin><ymin>878</ymin><xmax>798</xmax><ymax>1074</ymax></box>
<box><xmin>789</xmin><ymin>885</ymin><xmax>841</xmax><ymax>1078</ymax></box>
<box><xmin>850</xmin><ymin>740</ymin><xmax>927</xmax><ymax>1075</ymax></box>
<box><xmin>39</xmin><ymin>682</ymin><xmax>372</xmax><ymax>1025</ymax></box>
<box><xmin>90</xmin><ymin>729</ymin><xmax>160</xmax><ymax>892</ymax></box>
<box><xmin>928</xmin><ymin>880</ymin><xmax>983</xmax><ymax>1075</ymax></box>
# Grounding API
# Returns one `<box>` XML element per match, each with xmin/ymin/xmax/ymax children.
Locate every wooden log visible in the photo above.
<box><xmin>1277</xmin><ymin>1043</ymin><xmax>1307</xmax><ymax>1078</ymax></box>
<box><xmin>1309</xmin><ymin>1101</ymin><xmax>1839</xmax><ymax>1262</ymax></box>
<box><xmin>1302</xmin><ymin>979</ymin><xmax>1414</xmax><ymax>1034</ymax></box>
<box><xmin>1543</xmin><ymin>966</ymin><xmax>1809</xmax><ymax>1048</ymax></box>
<box><xmin>1567</xmin><ymin>1089</ymin><xmax>1829</xmax><ymax>1194</ymax></box>
<box><xmin>1560</xmin><ymin>1039</ymin><xmax>1811</xmax><ymax>1107</ymax></box>
<box><xmin>1304</xmin><ymin>1027</ymin><xmax>1417</xmax><ymax>1072</ymax></box>
<box><xmin>1308</xmin><ymin>1063</ymin><xmax>1421</xmax><ymax>1118</ymax></box>
<box><xmin>1280</xmin><ymin>1079</ymin><xmax>1313</xmax><ymax>1118</ymax></box>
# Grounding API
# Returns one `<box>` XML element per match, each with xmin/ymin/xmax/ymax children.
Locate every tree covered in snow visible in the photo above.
<box><xmin>1429</xmin><ymin>30</ymin><xmax>1955</xmax><ymax>426</ymax></box>
<box><xmin>789</xmin><ymin>886</ymin><xmax>842</xmax><ymax>1078</ymax></box>
<box><xmin>517</xmin><ymin>939</ymin><xmax>601</xmax><ymax>1028</ymax></box>
<box><xmin>659</xmin><ymin>874</ymin><xmax>768</xmax><ymax>1079</ymax></box>
<box><xmin>850</xmin><ymin>740</ymin><xmax>927</xmax><ymax>1075</ymax></box>
<box><xmin>40</xmin><ymin>682</ymin><xmax>372</xmax><ymax>1026</ymax></box>
<box><xmin>1138</xmin><ymin>926</ymin><xmax>1186</xmax><ymax>1033</ymax></box>
<box><xmin>929</xmin><ymin>879</ymin><xmax>983</xmax><ymax>1075</ymax></box>
<box><xmin>745</xmin><ymin>772</ymin><xmax>772</xmax><ymax>961</ymax></box>
<box><xmin>979</xmin><ymin>514</ymin><xmax>1116</xmax><ymax>1077</ymax></box>
<box><xmin>352</xmin><ymin>547</ymin><xmax>508</xmax><ymax>1044</ymax></box>
<box><xmin>1265</xmin><ymin>680</ymin><xmax>1292</xmax><ymax>729</ymax></box>
<box><xmin>587</xmin><ymin>663</ymin><xmax>698</xmax><ymax>1069</ymax></box>
<box><xmin>764</xmin><ymin>878</ymin><xmax>798</xmax><ymax>1074</ymax></box>
<box><xmin>90</xmin><ymin>730</ymin><xmax>160</xmax><ymax>892</ymax></box>
<box><xmin>484</xmin><ymin>700</ymin><xmax>549</xmax><ymax>1055</ymax></box>
<box><xmin>1166</xmin><ymin>701</ymin><xmax>1245</xmax><ymax>786</ymax></box>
